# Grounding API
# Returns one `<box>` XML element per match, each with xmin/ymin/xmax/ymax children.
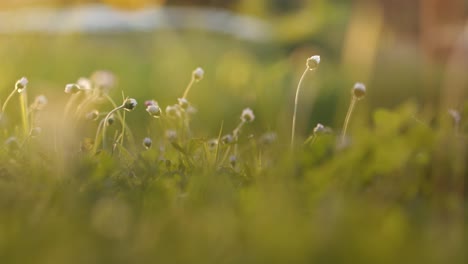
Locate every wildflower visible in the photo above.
<box><xmin>192</xmin><ymin>67</ymin><xmax>204</xmax><ymax>82</ymax></box>
<box><xmin>86</xmin><ymin>110</ymin><xmax>100</xmax><ymax>121</ymax></box>
<box><xmin>352</xmin><ymin>82</ymin><xmax>366</xmax><ymax>99</ymax></box>
<box><xmin>64</xmin><ymin>83</ymin><xmax>81</xmax><ymax>94</ymax></box>
<box><xmin>178</xmin><ymin>98</ymin><xmax>189</xmax><ymax>110</ymax></box>
<box><xmin>165</xmin><ymin>105</ymin><xmax>181</xmax><ymax>118</ymax></box>
<box><xmin>260</xmin><ymin>132</ymin><xmax>277</xmax><ymax>145</ymax></box>
<box><xmin>165</xmin><ymin>130</ymin><xmax>177</xmax><ymax>142</ymax></box>
<box><xmin>241</xmin><ymin>108</ymin><xmax>255</xmax><ymax>123</ymax></box>
<box><xmin>123</xmin><ymin>98</ymin><xmax>137</xmax><ymax>111</ymax></box>
<box><xmin>145</xmin><ymin>100</ymin><xmax>157</xmax><ymax>107</ymax></box>
<box><xmin>229</xmin><ymin>155</ymin><xmax>237</xmax><ymax>167</ymax></box>
<box><xmin>222</xmin><ymin>134</ymin><xmax>234</xmax><ymax>144</ymax></box>
<box><xmin>143</xmin><ymin>137</ymin><xmax>152</xmax><ymax>149</ymax></box>
<box><xmin>16</xmin><ymin>77</ymin><xmax>29</xmax><ymax>93</ymax></box>
<box><xmin>306</xmin><ymin>55</ymin><xmax>321</xmax><ymax>70</ymax></box>
<box><xmin>146</xmin><ymin>104</ymin><xmax>161</xmax><ymax>118</ymax></box>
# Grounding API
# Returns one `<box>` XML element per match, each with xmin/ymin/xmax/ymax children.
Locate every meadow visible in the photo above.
<box><xmin>0</xmin><ymin>23</ymin><xmax>466</xmax><ymax>264</ymax></box>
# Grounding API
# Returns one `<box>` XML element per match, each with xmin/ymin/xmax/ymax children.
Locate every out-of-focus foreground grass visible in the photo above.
<box><xmin>0</xmin><ymin>1</ymin><xmax>467</xmax><ymax>264</ymax></box>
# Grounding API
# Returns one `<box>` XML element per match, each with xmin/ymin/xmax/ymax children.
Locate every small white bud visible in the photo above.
<box><xmin>221</xmin><ymin>134</ymin><xmax>234</xmax><ymax>144</ymax></box>
<box><xmin>124</xmin><ymin>98</ymin><xmax>137</xmax><ymax>111</ymax></box>
<box><xmin>107</xmin><ymin>114</ymin><xmax>115</xmax><ymax>126</ymax></box>
<box><xmin>86</xmin><ymin>110</ymin><xmax>100</xmax><ymax>121</ymax></box>
<box><xmin>352</xmin><ymin>82</ymin><xmax>366</xmax><ymax>99</ymax></box>
<box><xmin>165</xmin><ymin>130</ymin><xmax>177</xmax><ymax>142</ymax></box>
<box><xmin>64</xmin><ymin>83</ymin><xmax>81</xmax><ymax>94</ymax></box>
<box><xmin>192</xmin><ymin>67</ymin><xmax>204</xmax><ymax>81</ymax></box>
<box><xmin>77</xmin><ymin>77</ymin><xmax>92</xmax><ymax>92</ymax></box>
<box><xmin>306</xmin><ymin>55</ymin><xmax>320</xmax><ymax>70</ymax></box>
<box><xmin>313</xmin><ymin>123</ymin><xmax>326</xmax><ymax>134</ymax></box>
<box><xmin>241</xmin><ymin>108</ymin><xmax>255</xmax><ymax>123</ymax></box>
<box><xmin>165</xmin><ymin>105</ymin><xmax>181</xmax><ymax>118</ymax></box>
<box><xmin>146</xmin><ymin>104</ymin><xmax>161</xmax><ymax>118</ymax></box>
<box><xmin>143</xmin><ymin>137</ymin><xmax>152</xmax><ymax>149</ymax></box>
<box><xmin>177</xmin><ymin>98</ymin><xmax>189</xmax><ymax>110</ymax></box>
<box><xmin>16</xmin><ymin>77</ymin><xmax>29</xmax><ymax>93</ymax></box>
<box><xmin>207</xmin><ymin>139</ymin><xmax>218</xmax><ymax>150</ymax></box>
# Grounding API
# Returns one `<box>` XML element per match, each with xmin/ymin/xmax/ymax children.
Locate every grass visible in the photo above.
<box><xmin>0</xmin><ymin>32</ymin><xmax>466</xmax><ymax>264</ymax></box>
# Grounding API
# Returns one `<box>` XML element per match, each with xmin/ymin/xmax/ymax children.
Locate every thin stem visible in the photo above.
<box><xmin>1</xmin><ymin>88</ymin><xmax>17</xmax><ymax>113</ymax></box>
<box><xmin>92</xmin><ymin>118</ymin><xmax>105</xmax><ymax>154</ymax></box>
<box><xmin>182</xmin><ymin>77</ymin><xmax>195</xmax><ymax>99</ymax></box>
<box><xmin>19</xmin><ymin>91</ymin><xmax>29</xmax><ymax>136</ymax></box>
<box><xmin>64</xmin><ymin>92</ymin><xmax>82</xmax><ymax>118</ymax></box>
<box><xmin>341</xmin><ymin>96</ymin><xmax>357</xmax><ymax>143</ymax></box>
<box><xmin>291</xmin><ymin>67</ymin><xmax>310</xmax><ymax>148</ymax></box>
<box><xmin>102</xmin><ymin>105</ymin><xmax>124</xmax><ymax>150</ymax></box>
<box><xmin>304</xmin><ymin>134</ymin><xmax>317</xmax><ymax>145</ymax></box>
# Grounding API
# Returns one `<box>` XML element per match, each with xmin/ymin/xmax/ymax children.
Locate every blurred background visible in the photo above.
<box><xmin>0</xmin><ymin>0</ymin><xmax>467</xmax><ymax>139</ymax></box>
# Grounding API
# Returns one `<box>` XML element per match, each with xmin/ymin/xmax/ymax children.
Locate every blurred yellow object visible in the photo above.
<box><xmin>101</xmin><ymin>0</ymin><xmax>165</xmax><ymax>10</ymax></box>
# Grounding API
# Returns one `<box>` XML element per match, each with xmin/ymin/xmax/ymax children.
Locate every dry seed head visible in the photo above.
<box><xmin>241</xmin><ymin>108</ymin><xmax>255</xmax><ymax>123</ymax></box>
<box><xmin>352</xmin><ymin>82</ymin><xmax>366</xmax><ymax>99</ymax></box>
<box><xmin>143</xmin><ymin>137</ymin><xmax>152</xmax><ymax>149</ymax></box>
<box><xmin>146</xmin><ymin>104</ymin><xmax>161</xmax><ymax>118</ymax></box>
<box><xmin>192</xmin><ymin>67</ymin><xmax>204</xmax><ymax>81</ymax></box>
<box><xmin>306</xmin><ymin>55</ymin><xmax>320</xmax><ymax>70</ymax></box>
<box><xmin>64</xmin><ymin>83</ymin><xmax>81</xmax><ymax>94</ymax></box>
<box><xmin>16</xmin><ymin>77</ymin><xmax>29</xmax><ymax>93</ymax></box>
<box><xmin>124</xmin><ymin>98</ymin><xmax>138</xmax><ymax>111</ymax></box>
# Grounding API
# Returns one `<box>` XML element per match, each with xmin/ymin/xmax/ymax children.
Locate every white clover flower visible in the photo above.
<box><xmin>143</xmin><ymin>137</ymin><xmax>152</xmax><ymax>149</ymax></box>
<box><xmin>352</xmin><ymin>82</ymin><xmax>366</xmax><ymax>99</ymax></box>
<box><xmin>64</xmin><ymin>83</ymin><xmax>81</xmax><ymax>94</ymax></box>
<box><xmin>146</xmin><ymin>104</ymin><xmax>161</xmax><ymax>118</ymax></box>
<box><xmin>16</xmin><ymin>77</ymin><xmax>29</xmax><ymax>93</ymax></box>
<box><xmin>241</xmin><ymin>108</ymin><xmax>255</xmax><ymax>123</ymax></box>
<box><xmin>177</xmin><ymin>98</ymin><xmax>189</xmax><ymax>110</ymax></box>
<box><xmin>165</xmin><ymin>105</ymin><xmax>181</xmax><ymax>118</ymax></box>
<box><xmin>306</xmin><ymin>55</ymin><xmax>320</xmax><ymax>70</ymax></box>
<box><xmin>124</xmin><ymin>98</ymin><xmax>138</xmax><ymax>111</ymax></box>
<box><xmin>192</xmin><ymin>67</ymin><xmax>204</xmax><ymax>81</ymax></box>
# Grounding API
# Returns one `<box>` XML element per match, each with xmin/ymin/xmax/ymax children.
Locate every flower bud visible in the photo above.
<box><xmin>165</xmin><ymin>105</ymin><xmax>181</xmax><ymax>118</ymax></box>
<box><xmin>123</xmin><ymin>98</ymin><xmax>137</xmax><ymax>111</ymax></box>
<box><xmin>207</xmin><ymin>139</ymin><xmax>218</xmax><ymax>150</ymax></box>
<box><xmin>241</xmin><ymin>108</ymin><xmax>255</xmax><ymax>123</ymax></box>
<box><xmin>313</xmin><ymin>123</ymin><xmax>325</xmax><ymax>134</ymax></box>
<box><xmin>165</xmin><ymin>130</ymin><xmax>177</xmax><ymax>142</ymax></box>
<box><xmin>16</xmin><ymin>77</ymin><xmax>29</xmax><ymax>93</ymax></box>
<box><xmin>32</xmin><ymin>95</ymin><xmax>48</xmax><ymax>111</ymax></box>
<box><xmin>306</xmin><ymin>55</ymin><xmax>320</xmax><ymax>70</ymax></box>
<box><xmin>77</xmin><ymin>77</ymin><xmax>92</xmax><ymax>92</ymax></box>
<box><xmin>64</xmin><ymin>83</ymin><xmax>81</xmax><ymax>94</ymax></box>
<box><xmin>352</xmin><ymin>82</ymin><xmax>366</xmax><ymax>99</ymax></box>
<box><xmin>146</xmin><ymin>104</ymin><xmax>161</xmax><ymax>118</ymax></box>
<box><xmin>107</xmin><ymin>114</ymin><xmax>115</xmax><ymax>126</ymax></box>
<box><xmin>86</xmin><ymin>110</ymin><xmax>100</xmax><ymax>121</ymax></box>
<box><xmin>221</xmin><ymin>134</ymin><xmax>234</xmax><ymax>144</ymax></box>
<box><xmin>192</xmin><ymin>67</ymin><xmax>204</xmax><ymax>81</ymax></box>
<box><xmin>177</xmin><ymin>98</ymin><xmax>189</xmax><ymax>110</ymax></box>
<box><xmin>143</xmin><ymin>137</ymin><xmax>152</xmax><ymax>149</ymax></box>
